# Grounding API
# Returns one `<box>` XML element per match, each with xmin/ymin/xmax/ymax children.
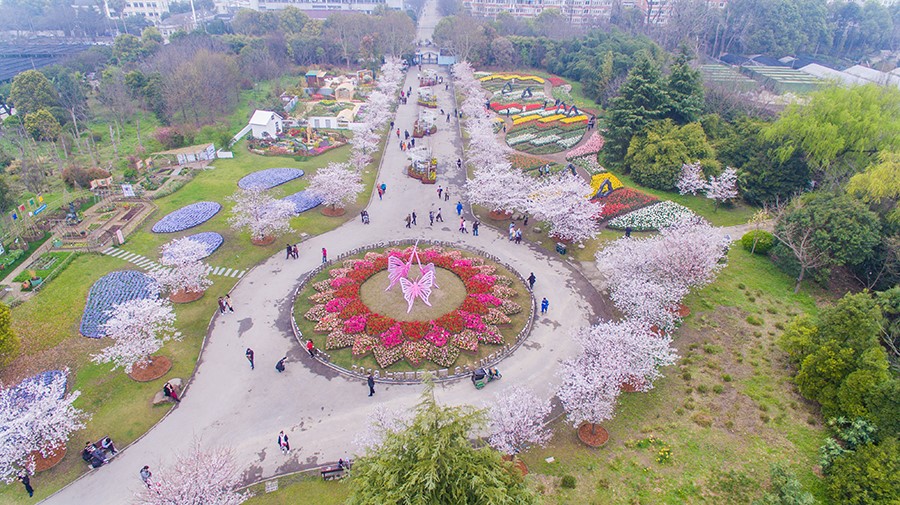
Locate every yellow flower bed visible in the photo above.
<box><xmin>512</xmin><ymin>115</ymin><xmax>541</xmax><ymax>125</ymax></box>
<box><xmin>561</xmin><ymin>115</ymin><xmax>588</xmax><ymax>124</ymax></box>
<box><xmin>590</xmin><ymin>173</ymin><xmax>624</xmax><ymax>195</ymax></box>
<box><xmin>479</xmin><ymin>74</ymin><xmax>545</xmax><ymax>84</ymax></box>
<box><xmin>539</xmin><ymin>114</ymin><xmax>566</xmax><ymax>123</ymax></box>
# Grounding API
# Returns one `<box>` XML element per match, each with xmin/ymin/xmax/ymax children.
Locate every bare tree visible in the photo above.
<box><xmin>770</xmin><ymin>198</ymin><xmax>830</xmax><ymax>294</ymax></box>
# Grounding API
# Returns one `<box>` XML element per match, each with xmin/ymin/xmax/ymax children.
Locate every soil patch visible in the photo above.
<box><xmin>488</xmin><ymin>210</ymin><xmax>511</xmax><ymax>221</ymax></box>
<box><xmin>577</xmin><ymin>423</ymin><xmax>609</xmax><ymax>447</ymax></box>
<box><xmin>321</xmin><ymin>207</ymin><xmax>346</xmax><ymax>217</ymax></box>
<box><xmin>169</xmin><ymin>289</ymin><xmax>205</xmax><ymax>303</ymax></box>
<box><xmin>32</xmin><ymin>445</ymin><xmax>66</xmax><ymax>472</ymax></box>
<box><xmin>358</xmin><ymin>267</ymin><xmax>467</xmax><ymax>322</ymax></box>
<box><xmin>128</xmin><ymin>355</ymin><xmax>172</xmax><ymax>382</ymax></box>
<box><xmin>251</xmin><ymin>235</ymin><xmax>276</xmax><ymax>246</ymax></box>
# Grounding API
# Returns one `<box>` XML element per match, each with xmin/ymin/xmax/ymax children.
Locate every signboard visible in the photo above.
<box><xmin>33</xmin><ymin>204</ymin><xmax>47</xmax><ymax>216</ymax></box>
<box><xmin>0</xmin><ymin>243</ymin><xmax>5</xmax><ymax>256</ymax></box>
<box><xmin>122</xmin><ymin>184</ymin><xmax>136</xmax><ymax>198</ymax></box>
<box><xmin>115</xmin><ymin>229</ymin><xmax>125</xmax><ymax>245</ymax></box>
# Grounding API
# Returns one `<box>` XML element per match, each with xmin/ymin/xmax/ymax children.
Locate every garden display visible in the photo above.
<box><xmin>571</xmin><ymin>155</ymin><xmax>605</xmax><ymax>175</ymax></box>
<box><xmin>238</xmin><ymin>168</ymin><xmax>304</xmax><ymax>190</ymax></box>
<box><xmin>247</xmin><ymin>126</ymin><xmax>348</xmax><ymax>157</ymax></box>
<box><xmin>9</xmin><ymin>370</ymin><xmax>67</xmax><ymax>401</ymax></box>
<box><xmin>298</xmin><ymin>247</ymin><xmax>525</xmax><ymax>369</ymax></box>
<box><xmin>506</xmin><ymin>122</ymin><xmax>586</xmax><ymax>155</ymax></box>
<box><xmin>282</xmin><ymin>190</ymin><xmax>323</xmax><ymax>214</ymax></box>
<box><xmin>590</xmin><ymin>173</ymin><xmax>625</xmax><ymax>198</ymax></box>
<box><xmin>595</xmin><ymin>188</ymin><xmax>658</xmax><ymax>220</ymax></box>
<box><xmin>151</xmin><ymin>202</ymin><xmax>221</xmax><ymax>233</ymax></box>
<box><xmin>80</xmin><ymin>270</ymin><xmax>158</xmax><ymax>338</ymax></box>
<box><xmin>566</xmin><ymin>132</ymin><xmax>605</xmax><ymax>160</ymax></box>
<box><xmin>607</xmin><ymin>201</ymin><xmax>697</xmax><ymax>231</ymax></box>
<box><xmin>162</xmin><ymin>232</ymin><xmax>223</xmax><ymax>261</ymax></box>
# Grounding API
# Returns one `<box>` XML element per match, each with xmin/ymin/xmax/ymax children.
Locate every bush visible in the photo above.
<box><xmin>826</xmin><ymin>438</ymin><xmax>900</xmax><ymax>505</ymax></box>
<box><xmin>741</xmin><ymin>230</ymin><xmax>775</xmax><ymax>255</ymax></box>
<box><xmin>62</xmin><ymin>166</ymin><xmax>111</xmax><ymax>188</ymax></box>
<box><xmin>560</xmin><ymin>475</ymin><xmax>576</xmax><ymax>489</ymax></box>
<box><xmin>152</xmin><ymin>126</ymin><xmax>186</xmax><ymax>150</ymax></box>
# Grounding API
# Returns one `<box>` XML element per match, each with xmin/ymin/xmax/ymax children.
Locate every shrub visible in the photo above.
<box><xmin>741</xmin><ymin>230</ymin><xmax>775</xmax><ymax>255</ymax></box>
<box><xmin>560</xmin><ymin>475</ymin><xmax>576</xmax><ymax>489</ymax></box>
<box><xmin>152</xmin><ymin>126</ymin><xmax>186</xmax><ymax>150</ymax></box>
<box><xmin>0</xmin><ymin>302</ymin><xmax>19</xmax><ymax>365</ymax></box>
<box><xmin>746</xmin><ymin>315</ymin><xmax>764</xmax><ymax>326</ymax></box>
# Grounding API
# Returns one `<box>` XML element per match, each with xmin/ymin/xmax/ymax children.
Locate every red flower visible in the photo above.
<box><xmin>595</xmin><ymin>188</ymin><xmax>658</xmax><ymax>219</ymax></box>
<box><xmin>462</xmin><ymin>296</ymin><xmax>488</xmax><ymax>315</ymax></box>
<box><xmin>366</xmin><ymin>314</ymin><xmax>394</xmax><ymax>334</ymax></box>
<box><xmin>435</xmin><ymin>311</ymin><xmax>464</xmax><ymax>333</ymax></box>
<box><xmin>334</xmin><ymin>283</ymin><xmax>359</xmax><ymax>298</ymax></box>
<box><xmin>401</xmin><ymin>321</ymin><xmax>429</xmax><ymax>341</ymax></box>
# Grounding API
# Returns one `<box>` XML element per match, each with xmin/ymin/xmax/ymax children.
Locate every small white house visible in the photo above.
<box><xmin>249</xmin><ymin>110</ymin><xmax>284</xmax><ymax>139</ymax></box>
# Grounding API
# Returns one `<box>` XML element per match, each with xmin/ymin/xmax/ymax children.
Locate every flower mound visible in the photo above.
<box><xmin>9</xmin><ymin>370</ymin><xmax>67</xmax><ymax>403</ymax></box>
<box><xmin>566</xmin><ymin>132</ymin><xmax>605</xmax><ymax>159</ymax></box>
<box><xmin>162</xmin><ymin>232</ymin><xmax>223</xmax><ymax>261</ymax></box>
<box><xmin>238</xmin><ymin>168</ymin><xmax>305</xmax><ymax>190</ymax></box>
<box><xmin>596</xmin><ymin>188</ymin><xmax>658</xmax><ymax>220</ymax></box>
<box><xmin>282</xmin><ymin>190</ymin><xmax>323</xmax><ymax>214</ymax></box>
<box><xmin>80</xmin><ymin>271</ymin><xmax>158</xmax><ymax>338</ymax></box>
<box><xmin>304</xmin><ymin>248</ymin><xmax>520</xmax><ymax>369</ymax></box>
<box><xmin>608</xmin><ymin>201</ymin><xmax>697</xmax><ymax>231</ymax></box>
<box><xmin>152</xmin><ymin>202</ymin><xmax>221</xmax><ymax>233</ymax></box>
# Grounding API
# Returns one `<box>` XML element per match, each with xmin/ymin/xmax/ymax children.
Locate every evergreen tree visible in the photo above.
<box><xmin>348</xmin><ymin>380</ymin><xmax>537</xmax><ymax>505</ymax></box>
<box><xmin>666</xmin><ymin>53</ymin><xmax>704</xmax><ymax>125</ymax></box>
<box><xmin>604</xmin><ymin>53</ymin><xmax>671</xmax><ymax>166</ymax></box>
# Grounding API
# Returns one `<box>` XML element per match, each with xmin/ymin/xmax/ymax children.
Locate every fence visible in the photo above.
<box><xmin>289</xmin><ymin>239</ymin><xmax>536</xmax><ymax>384</ymax></box>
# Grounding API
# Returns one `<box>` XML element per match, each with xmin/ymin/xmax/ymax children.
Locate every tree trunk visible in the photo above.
<box><xmin>109</xmin><ymin>123</ymin><xmax>118</xmax><ymax>157</ymax></box>
<box><xmin>794</xmin><ymin>266</ymin><xmax>805</xmax><ymax>294</ymax></box>
<box><xmin>135</xmin><ymin>114</ymin><xmax>143</xmax><ymax>150</ymax></box>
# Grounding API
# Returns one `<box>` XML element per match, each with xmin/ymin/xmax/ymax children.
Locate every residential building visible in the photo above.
<box><xmin>249</xmin><ymin>109</ymin><xmax>284</xmax><ymax>139</ymax></box>
<box><xmin>247</xmin><ymin>0</ymin><xmax>403</xmax><ymax>13</ymax></box>
<box><xmin>106</xmin><ymin>0</ymin><xmax>171</xmax><ymax>24</ymax></box>
<box><xmin>461</xmin><ymin>0</ymin><xmax>727</xmax><ymax>25</ymax></box>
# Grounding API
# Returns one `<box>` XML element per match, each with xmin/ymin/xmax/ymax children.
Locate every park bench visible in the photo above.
<box><xmin>82</xmin><ymin>436</ymin><xmax>118</xmax><ymax>469</ymax></box>
<box><xmin>320</xmin><ymin>466</ymin><xmax>346</xmax><ymax>481</ymax></box>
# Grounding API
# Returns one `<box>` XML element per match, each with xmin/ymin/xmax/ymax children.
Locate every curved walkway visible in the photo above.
<box><xmin>40</xmin><ymin>11</ymin><xmax>610</xmax><ymax>505</ymax></box>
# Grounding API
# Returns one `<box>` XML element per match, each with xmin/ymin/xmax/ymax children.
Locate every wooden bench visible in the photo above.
<box><xmin>320</xmin><ymin>466</ymin><xmax>346</xmax><ymax>481</ymax></box>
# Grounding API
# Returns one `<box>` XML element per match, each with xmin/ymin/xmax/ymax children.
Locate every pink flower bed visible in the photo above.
<box><xmin>566</xmin><ymin>132</ymin><xmax>605</xmax><ymax>160</ymax></box>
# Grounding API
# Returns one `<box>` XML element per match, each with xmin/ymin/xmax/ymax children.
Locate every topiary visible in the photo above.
<box><xmin>741</xmin><ymin>230</ymin><xmax>775</xmax><ymax>255</ymax></box>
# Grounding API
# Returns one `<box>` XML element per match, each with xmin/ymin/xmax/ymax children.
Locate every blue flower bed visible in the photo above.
<box><xmin>163</xmin><ymin>232</ymin><xmax>223</xmax><ymax>262</ymax></box>
<box><xmin>283</xmin><ymin>190</ymin><xmax>323</xmax><ymax>214</ymax></box>
<box><xmin>9</xmin><ymin>370</ymin><xmax>67</xmax><ymax>403</ymax></box>
<box><xmin>152</xmin><ymin>202</ymin><xmax>221</xmax><ymax>233</ymax></box>
<box><xmin>238</xmin><ymin>168</ymin><xmax>305</xmax><ymax>190</ymax></box>
<box><xmin>80</xmin><ymin>271</ymin><xmax>158</xmax><ymax>338</ymax></box>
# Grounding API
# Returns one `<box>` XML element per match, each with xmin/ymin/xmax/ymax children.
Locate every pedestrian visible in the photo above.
<box><xmin>285</xmin><ymin>243</ymin><xmax>292</xmax><ymax>260</ymax></box>
<box><xmin>440</xmin><ymin>108</ymin><xmax>444</xmax><ymax>115</ymax></box>
<box><xmin>278</xmin><ymin>431</ymin><xmax>290</xmax><ymax>454</ymax></box>
<box><xmin>527</xmin><ymin>272</ymin><xmax>536</xmax><ymax>290</ymax></box>
<box><xmin>405</xmin><ymin>214</ymin><xmax>412</xmax><ymax>228</ymax></box>
<box><xmin>225</xmin><ymin>294</ymin><xmax>234</xmax><ymax>312</ymax></box>
<box><xmin>459</xmin><ymin>218</ymin><xmax>467</xmax><ymax>233</ymax></box>
<box><xmin>502</xmin><ymin>124</ymin><xmax>506</xmax><ymax>133</ymax></box>
<box><xmin>390</xmin><ymin>120</ymin><xmax>394</xmax><ymax>130</ymax></box>
<box><xmin>509</xmin><ymin>222</ymin><xmax>515</xmax><ymax>240</ymax></box>
<box><xmin>412</xmin><ymin>211</ymin><xmax>417</xmax><ymax>225</ymax></box>
<box><xmin>380</xmin><ymin>183</ymin><xmax>386</xmax><ymax>194</ymax></box>
<box><xmin>367</xmin><ymin>373</ymin><xmax>375</xmax><ymax>396</ymax></box>
<box><xmin>429</xmin><ymin>210</ymin><xmax>434</xmax><ymax>226</ymax></box>
<box><xmin>411</xmin><ymin>138</ymin><xmax>415</xmax><ymax>148</ymax></box>
<box><xmin>541</xmin><ymin>297</ymin><xmax>549</xmax><ymax>314</ymax></box>
<box><xmin>456</xmin><ymin>201</ymin><xmax>463</xmax><ymax>216</ymax></box>
<box><xmin>322</xmin><ymin>247</ymin><xmax>328</xmax><ymax>264</ymax></box>
<box><xmin>436</xmin><ymin>208</ymin><xmax>443</xmax><ymax>222</ymax></box>
<box><xmin>515</xmin><ymin>228</ymin><xmax>522</xmax><ymax>244</ymax></box>
<box><xmin>445</xmin><ymin>83</ymin><xmax>448</xmax><ymax>90</ymax></box>
<box><xmin>524</xmin><ymin>214</ymin><xmax>529</xmax><ymax>226</ymax></box>
<box><xmin>245</xmin><ymin>348</ymin><xmax>254</xmax><ymax>370</ymax></box>
<box><xmin>404</xmin><ymin>129</ymin><xmax>409</xmax><ymax>139</ymax></box>
<box><xmin>377</xmin><ymin>186</ymin><xmax>383</xmax><ymax>200</ymax></box>
<box><xmin>140</xmin><ymin>466</ymin><xmax>152</xmax><ymax>488</ymax></box>
<box><xmin>306</xmin><ymin>340</ymin><xmax>317</xmax><ymax>358</ymax></box>
<box><xmin>473</xmin><ymin>219</ymin><xmax>480</xmax><ymax>236</ymax></box>
<box><xmin>399</xmin><ymin>140</ymin><xmax>404</xmax><ymax>150</ymax></box>
<box><xmin>217</xmin><ymin>297</ymin><xmax>227</xmax><ymax>314</ymax></box>
<box><xmin>437</xmin><ymin>185</ymin><xmax>443</xmax><ymax>199</ymax></box>
<box><xmin>396</xmin><ymin>128</ymin><xmax>400</xmax><ymax>138</ymax></box>
<box><xmin>446</xmin><ymin>113</ymin><xmax>451</xmax><ymax>122</ymax></box>
<box><xmin>292</xmin><ymin>244</ymin><xmax>299</xmax><ymax>259</ymax></box>
<box><xmin>625</xmin><ymin>226</ymin><xmax>632</xmax><ymax>238</ymax></box>
<box><xmin>444</xmin><ymin>189</ymin><xmax>450</xmax><ymax>202</ymax></box>
<box><xmin>275</xmin><ymin>356</ymin><xmax>287</xmax><ymax>373</ymax></box>
<box><xmin>18</xmin><ymin>473</ymin><xmax>33</xmax><ymax>497</ymax></box>
<box><xmin>456</xmin><ymin>158</ymin><xmax>462</xmax><ymax>169</ymax></box>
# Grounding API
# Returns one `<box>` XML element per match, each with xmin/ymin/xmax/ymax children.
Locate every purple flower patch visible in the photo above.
<box><xmin>152</xmin><ymin>202</ymin><xmax>221</xmax><ymax>233</ymax></box>
<box><xmin>282</xmin><ymin>190</ymin><xmax>323</xmax><ymax>214</ymax></box>
<box><xmin>80</xmin><ymin>271</ymin><xmax>158</xmax><ymax>338</ymax></box>
<box><xmin>163</xmin><ymin>232</ymin><xmax>224</xmax><ymax>261</ymax></box>
<box><xmin>238</xmin><ymin>168</ymin><xmax>305</xmax><ymax>190</ymax></box>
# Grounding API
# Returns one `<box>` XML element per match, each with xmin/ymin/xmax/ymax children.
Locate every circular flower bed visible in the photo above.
<box><xmin>162</xmin><ymin>232</ymin><xmax>223</xmax><ymax>262</ymax></box>
<box><xmin>282</xmin><ymin>190</ymin><xmax>323</xmax><ymax>214</ymax></box>
<box><xmin>238</xmin><ymin>168</ymin><xmax>305</xmax><ymax>190</ymax></box>
<box><xmin>151</xmin><ymin>202</ymin><xmax>221</xmax><ymax>233</ymax></box>
<box><xmin>80</xmin><ymin>271</ymin><xmax>158</xmax><ymax>338</ymax></box>
<box><xmin>295</xmin><ymin>246</ymin><xmax>528</xmax><ymax>370</ymax></box>
<box><xmin>607</xmin><ymin>201</ymin><xmax>697</xmax><ymax>231</ymax></box>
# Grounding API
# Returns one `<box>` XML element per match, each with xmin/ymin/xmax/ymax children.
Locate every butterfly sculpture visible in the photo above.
<box><xmin>385</xmin><ymin>255</ymin><xmax>412</xmax><ymax>291</ymax></box>
<box><xmin>400</xmin><ymin>269</ymin><xmax>435</xmax><ymax>313</ymax></box>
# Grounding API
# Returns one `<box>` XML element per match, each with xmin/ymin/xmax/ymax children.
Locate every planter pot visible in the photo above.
<box><xmin>673</xmin><ymin>303</ymin><xmax>691</xmax><ymax>318</ymax></box>
<box><xmin>321</xmin><ymin>207</ymin><xmax>346</xmax><ymax>217</ymax></box>
<box><xmin>577</xmin><ymin>423</ymin><xmax>609</xmax><ymax>447</ymax></box>
<box><xmin>620</xmin><ymin>377</ymin><xmax>647</xmax><ymax>393</ymax></box>
<box><xmin>128</xmin><ymin>355</ymin><xmax>173</xmax><ymax>382</ymax></box>
<box><xmin>32</xmin><ymin>444</ymin><xmax>66</xmax><ymax>473</ymax></box>
<box><xmin>251</xmin><ymin>235</ymin><xmax>276</xmax><ymax>246</ymax></box>
<box><xmin>501</xmin><ymin>454</ymin><xmax>529</xmax><ymax>476</ymax></box>
<box><xmin>169</xmin><ymin>289</ymin><xmax>205</xmax><ymax>303</ymax></box>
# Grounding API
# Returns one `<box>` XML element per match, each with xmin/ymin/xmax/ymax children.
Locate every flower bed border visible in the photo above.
<box><xmin>289</xmin><ymin>239</ymin><xmax>536</xmax><ymax>384</ymax></box>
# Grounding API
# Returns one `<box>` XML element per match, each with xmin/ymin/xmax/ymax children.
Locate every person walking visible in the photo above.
<box><xmin>437</xmin><ymin>185</ymin><xmax>443</xmax><ymax>199</ymax></box>
<box><xmin>456</xmin><ymin>158</ymin><xmax>462</xmax><ymax>170</ymax></box>
<box><xmin>446</xmin><ymin>113</ymin><xmax>451</xmax><ymax>122</ymax></box>
<box><xmin>377</xmin><ymin>186</ymin><xmax>384</xmax><ymax>200</ymax></box>
<box><xmin>459</xmin><ymin>218</ymin><xmax>467</xmax><ymax>233</ymax></box>
<box><xmin>18</xmin><ymin>473</ymin><xmax>33</xmax><ymax>497</ymax></box>
<box><xmin>275</xmin><ymin>357</ymin><xmax>286</xmax><ymax>373</ymax></box>
<box><xmin>444</xmin><ymin>189</ymin><xmax>450</xmax><ymax>202</ymax></box>
<box><xmin>515</xmin><ymin>228</ymin><xmax>522</xmax><ymax>244</ymax></box>
<box><xmin>285</xmin><ymin>243</ymin><xmax>293</xmax><ymax>260</ymax></box>
<box><xmin>278</xmin><ymin>431</ymin><xmax>290</xmax><ymax>454</ymax></box>
<box><xmin>410</xmin><ymin>138</ymin><xmax>415</xmax><ymax>148</ymax></box>
<box><xmin>245</xmin><ymin>348</ymin><xmax>255</xmax><ymax>369</ymax></box>
<box><xmin>367</xmin><ymin>373</ymin><xmax>375</xmax><ymax>396</ymax></box>
<box><xmin>541</xmin><ymin>297</ymin><xmax>549</xmax><ymax>314</ymax></box>
<box><xmin>527</xmin><ymin>272</ymin><xmax>536</xmax><ymax>291</ymax></box>
<box><xmin>321</xmin><ymin>247</ymin><xmax>328</xmax><ymax>264</ymax></box>
<box><xmin>404</xmin><ymin>129</ymin><xmax>410</xmax><ymax>139</ymax></box>
<box><xmin>625</xmin><ymin>226</ymin><xmax>632</xmax><ymax>238</ymax></box>
<box><xmin>411</xmin><ymin>211</ymin><xmax>417</xmax><ymax>226</ymax></box>
<box><xmin>456</xmin><ymin>201</ymin><xmax>463</xmax><ymax>216</ymax></box>
<box><xmin>396</xmin><ymin>128</ymin><xmax>400</xmax><ymax>139</ymax></box>
<box><xmin>390</xmin><ymin>120</ymin><xmax>394</xmax><ymax>130</ymax></box>
<box><xmin>139</xmin><ymin>466</ymin><xmax>152</xmax><ymax>488</ymax></box>
<box><xmin>509</xmin><ymin>222</ymin><xmax>515</xmax><ymax>241</ymax></box>
<box><xmin>429</xmin><ymin>210</ymin><xmax>434</xmax><ymax>226</ymax></box>
<box><xmin>405</xmin><ymin>214</ymin><xmax>412</xmax><ymax>228</ymax></box>
<box><xmin>473</xmin><ymin>219</ymin><xmax>480</xmax><ymax>236</ymax></box>
<box><xmin>380</xmin><ymin>182</ymin><xmax>387</xmax><ymax>194</ymax></box>
<box><xmin>306</xmin><ymin>340</ymin><xmax>316</xmax><ymax>358</ymax></box>
<box><xmin>436</xmin><ymin>209</ymin><xmax>443</xmax><ymax>222</ymax></box>
<box><xmin>292</xmin><ymin>244</ymin><xmax>299</xmax><ymax>259</ymax></box>
<box><xmin>217</xmin><ymin>297</ymin><xmax>227</xmax><ymax>314</ymax></box>
<box><xmin>225</xmin><ymin>294</ymin><xmax>234</xmax><ymax>312</ymax></box>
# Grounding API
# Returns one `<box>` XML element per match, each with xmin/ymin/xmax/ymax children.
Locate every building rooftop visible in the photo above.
<box><xmin>249</xmin><ymin>110</ymin><xmax>282</xmax><ymax>125</ymax></box>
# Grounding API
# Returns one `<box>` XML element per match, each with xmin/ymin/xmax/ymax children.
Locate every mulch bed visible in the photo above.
<box><xmin>577</xmin><ymin>423</ymin><xmax>609</xmax><ymax>447</ymax></box>
<box><xmin>128</xmin><ymin>355</ymin><xmax>172</xmax><ymax>382</ymax></box>
<box><xmin>488</xmin><ymin>210</ymin><xmax>511</xmax><ymax>221</ymax></box>
<box><xmin>32</xmin><ymin>445</ymin><xmax>66</xmax><ymax>472</ymax></box>
<box><xmin>321</xmin><ymin>206</ymin><xmax>346</xmax><ymax>217</ymax></box>
<box><xmin>502</xmin><ymin>455</ymin><xmax>529</xmax><ymax>476</ymax></box>
<box><xmin>251</xmin><ymin>235</ymin><xmax>276</xmax><ymax>246</ymax></box>
<box><xmin>170</xmin><ymin>289</ymin><xmax>204</xmax><ymax>303</ymax></box>
<box><xmin>674</xmin><ymin>303</ymin><xmax>691</xmax><ymax>318</ymax></box>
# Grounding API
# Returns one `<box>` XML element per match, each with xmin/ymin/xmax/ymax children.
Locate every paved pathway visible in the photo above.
<box><xmin>40</xmin><ymin>4</ymin><xmax>610</xmax><ymax>503</ymax></box>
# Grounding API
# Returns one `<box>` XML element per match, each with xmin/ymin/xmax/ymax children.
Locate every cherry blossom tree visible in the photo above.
<box><xmin>573</xmin><ymin>320</ymin><xmax>677</xmax><ymax>391</ymax></box>
<box><xmin>486</xmin><ymin>386</ymin><xmax>551</xmax><ymax>456</ymax></box>
<box><xmin>92</xmin><ymin>298</ymin><xmax>181</xmax><ymax>374</ymax></box>
<box><xmin>606</xmin><ymin>276</ymin><xmax>687</xmax><ymax>332</ymax></box>
<box><xmin>134</xmin><ymin>441</ymin><xmax>250</xmax><ymax>505</ymax></box>
<box><xmin>353</xmin><ymin>405</ymin><xmax>411</xmax><ymax>454</ymax></box>
<box><xmin>556</xmin><ymin>351</ymin><xmax>620</xmax><ymax>435</ymax></box>
<box><xmin>466</xmin><ymin>162</ymin><xmax>530</xmax><ymax>216</ymax></box>
<box><xmin>228</xmin><ymin>187</ymin><xmax>295</xmax><ymax>242</ymax></box>
<box><xmin>528</xmin><ymin>173</ymin><xmax>602</xmax><ymax>243</ymax></box>
<box><xmin>706</xmin><ymin>167</ymin><xmax>739</xmax><ymax>209</ymax></box>
<box><xmin>308</xmin><ymin>162</ymin><xmax>364</xmax><ymax>212</ymax></box>
<box><xmin>676</xmin><ymin>162</ymin><xmax>707</xmax><ymax>195</ymax></box>
<box><xmin>0</xmin><ymin>371</ymin><xmax>87</xmax><ymax>482</ymax></box>
<box><xmin>152</xmin><ymin>238</ymin><xmax>212</xmax><ymax>299</ymax></box>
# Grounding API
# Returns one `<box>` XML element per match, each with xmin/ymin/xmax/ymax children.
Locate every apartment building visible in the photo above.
<box><xmin>249</xmin><ymin>0</ymin><xmax>403</xmax><ymax>13</ymax></box>
<box><xmin>462</xmin><ymin>0</ymin><xmax>726</xmax><ymax>25</ymax></box>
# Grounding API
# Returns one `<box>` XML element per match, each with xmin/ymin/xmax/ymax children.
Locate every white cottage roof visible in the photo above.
<box><xmin>249</xmin><ymin>110</ymin><xmax>282</xmax><ymax>126</ymax></box>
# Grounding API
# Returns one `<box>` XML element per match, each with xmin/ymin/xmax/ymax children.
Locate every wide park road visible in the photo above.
<box><xmin>40</xmin><ymin>41</ymin><xmax>610</xmax><ymax>505</ymax></box>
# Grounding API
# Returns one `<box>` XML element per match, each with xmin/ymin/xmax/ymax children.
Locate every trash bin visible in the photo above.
<box><xmin>555</xmin><ymin>242</ymin><xmax>567</xmax><ymax>255</ymax></box>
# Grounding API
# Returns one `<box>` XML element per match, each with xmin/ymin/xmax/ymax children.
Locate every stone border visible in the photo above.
<box><xmin>289</xmin><ymin>239</ymin><xmax>536</xmax><ymax>384</ymax></box>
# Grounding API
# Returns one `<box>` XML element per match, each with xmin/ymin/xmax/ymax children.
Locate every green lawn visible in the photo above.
<box><xmin>243</xmin><ymin>475</ymin><xmax>350</xmax><ymax>505</ymax></box>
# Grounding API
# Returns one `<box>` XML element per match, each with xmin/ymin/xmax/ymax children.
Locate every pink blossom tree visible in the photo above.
<box><xmin>556</xmin><ymin>351</ymin><xmax>620</xmax><ymax>438</ymax></box>
<box><xmin>486</xmin><ymin>386</ymin><xmax>551</xmax><ymax>456</ymax></box>
<box><xmin>528</xmin><ymin>173</ymin><xmax>602</xmax><ymax>243</ymax></box>
<box><xmin>152</xmin><ymin>238</ymin><xmax>212</xmax><ymax>301</ymax></box>
<box><xmin>92</xmin><ymin>298</ymin><xmax>181</xmax><ymax>374</ymax></box>
<box><xmin>134</xmin><ymin>442</ymin><xmax>250</xmax><ymax>505</ymax></box>
<box><xmin>676</xmin><ymin>162</ymin><xmax>708</xmax><ymax>195</ymax></box>
<box><xmin>706</xmin><ymin>167</ymin><xmax>738</xmax><ymax>209</ymax></box>
<box><xmin>466</xmin><ymin>162</ymin><xmax>530</xmax><ymax>216</ymax></box>
<box><xmin>573</xmin><ymin>320</ymin><xmax>677</xmax><ymax>391</ymax></box>
<box><xmin>0</xmin><ymin>371</ymin><xmax>87</xmax><ymax>482</ymax></box>
<box><xmin>308</xmin><ymin>162</ymin><xmax>365</xmax><ymax>213</ymax></box>
<box><xmin>228</xmin><ymin>187</ymin><xmax>296</xmax><ymax>243</ymax></box>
